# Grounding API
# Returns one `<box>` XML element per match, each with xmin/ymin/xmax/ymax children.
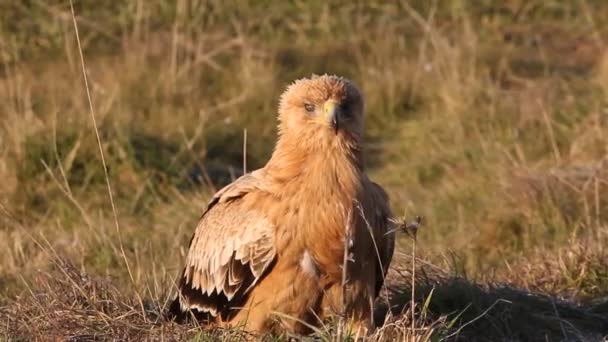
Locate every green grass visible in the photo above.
<box><xmin>1</xmin><ymin>1</ymin><xmax>608</xmax><ymax>340</ymax></box>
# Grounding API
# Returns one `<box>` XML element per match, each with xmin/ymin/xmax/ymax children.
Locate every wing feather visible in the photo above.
<box><xmin>172</xmin><ymin>170</ymin><xmax>276</xmax><ymax>318</ymax></box>
<box><xmin>367</xmin><ymin>181</ymin><xmax>395</xmax><ymax>297</ymax></box>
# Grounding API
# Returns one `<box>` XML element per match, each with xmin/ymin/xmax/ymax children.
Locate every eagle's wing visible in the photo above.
<box><xmin>367</xmin><ymin>181</ymin><xmax>395</xmax><ymax>297</ymax></box>
<box><xmin>173</xmin><ymin>169</ymin><xmax>276</xmax><ymax>318</ymax></box>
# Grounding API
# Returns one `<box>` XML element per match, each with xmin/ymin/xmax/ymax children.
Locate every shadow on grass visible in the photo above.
<box><xmin>376</xmin><ymin>274</ymin><xmax>608</xmax><ymax>342</ymax></box>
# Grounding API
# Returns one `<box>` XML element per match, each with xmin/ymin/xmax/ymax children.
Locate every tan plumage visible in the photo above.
<box><xmin>169</xmin><ymin>75</ymin><xmax>395</xmax><ymax>335</ymax></box>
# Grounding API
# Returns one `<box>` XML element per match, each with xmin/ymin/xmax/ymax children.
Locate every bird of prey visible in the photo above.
<box><xmin>169</xmin><ymin>74</ymin><xmax>395</xmax><ymax>335</ymax></box>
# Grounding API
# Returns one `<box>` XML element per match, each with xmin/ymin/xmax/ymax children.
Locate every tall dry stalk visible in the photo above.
<box><xmin>243</xmin><ymin>128</ymin><xmax>248</xmax><ymax>174</ymax></box>
<box><xmin>406</xmin><ymin>216</ymin><xmax>422</xmax><ymax>336</ymax></box>
<box><xmin>68</xmin><ymin>0</ymin><xmax>144</xmax><ymax>318</ymax></box>
<box><xmin>337</xmin><ymin>207</ymin><xmax>354</xmax><ymax>340</ymax></box>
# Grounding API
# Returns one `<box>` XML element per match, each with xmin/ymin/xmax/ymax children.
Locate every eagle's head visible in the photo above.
<box><xmin>277</xmin><ymin>74</ymin><xmax>364</xmax><ymax>148</ymax></box>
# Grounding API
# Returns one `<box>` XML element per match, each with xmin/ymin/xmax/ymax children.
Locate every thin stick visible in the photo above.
<box><xmin>243</xmin><ymin>128</ymin><xmax>248</xmax><ymax>174</ymax></box>
<box><xmin>402</xmin><ymin>216</ymin><xmax>422</xmax><ymax>336</ymax></box>
<box><xmin>538</xmin><ymin>99</ymin><xmax>561</xmax><ymax>162</ymax></box>
<box><xmin>594</xmin><ymin>175</ymin><xmax>600</xmax><ymax>229</ymax></box>
<box><xmin>355</xmin><ymin>202</ymin><xmax>390</xmax><ymax>307</ymax></box>
<box><xmin>341</xmin><ymin>214</ymin><xmax>352</xmax><ymax>312</ymax></box>
<box><xmin>445</xmin><ymin>299</ymin><xmax>511</xmax><ymax>339</ymax></box>
<box><xmin>69</xmin><ymin>0</ymin><xmax>144</xmax><ymax>316</ymax></box>
<box><xmin>411</xmin><ymin>235</ymin><xmax>416</xmax><ymax>334</ymax></box>
<box><xmin>551</xmin><ymin>298</ymin><xmax>568</xmax><ymax>340</ymax></box>
<box><xmin>339</xmin><ymin>207</ymin><xmax>354</xmax><ymax>339</ymax></box>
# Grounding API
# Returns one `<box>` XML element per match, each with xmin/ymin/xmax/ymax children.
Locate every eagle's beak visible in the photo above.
<box><xmin>324</xmin><ymin>100</ymin><xmax>339</xmax><ymax>134</ymax></box>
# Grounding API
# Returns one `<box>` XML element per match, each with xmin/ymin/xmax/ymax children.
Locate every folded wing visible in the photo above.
<box><xmin>172</xmin><ymin>170</ymin><xmax>276</xmax><ymax>319</ymax></box>
<box><xmin>367</xmin><ymin>181</ymin><xmax>395</xmax><ymax>297</ymax></box>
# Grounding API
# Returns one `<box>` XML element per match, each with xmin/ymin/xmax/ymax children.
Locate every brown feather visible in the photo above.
<box><xmin>169</xmin><ymin>75</ymin><xmax>394</xmax><ymax>335</ymax></box>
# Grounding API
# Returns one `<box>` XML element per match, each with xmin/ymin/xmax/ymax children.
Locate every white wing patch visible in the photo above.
<box><xmin>300</xmin><ymin>250</ymin><xmax>320</xmax><ymax>279</ymax></box>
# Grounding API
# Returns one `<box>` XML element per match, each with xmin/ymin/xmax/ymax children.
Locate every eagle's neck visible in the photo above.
<box><xmin>265</xmin><ymin>132</ymin><xmax>363</xmax><ymax>190</ymax></box>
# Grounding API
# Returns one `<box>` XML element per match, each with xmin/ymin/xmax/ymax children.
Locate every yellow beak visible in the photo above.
<box><xmin>322</xmin><ymin>100</ymin><xmax>339</xmax><ymax>133</ymax></box>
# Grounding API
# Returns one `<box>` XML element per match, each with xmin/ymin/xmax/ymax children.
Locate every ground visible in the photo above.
<box><xmin>1</xmin><ymin>1</ymin><xmax>607</xmax><ymax>341</ymax></box>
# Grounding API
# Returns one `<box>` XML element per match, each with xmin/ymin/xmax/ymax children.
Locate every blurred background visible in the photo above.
<box><xmin>1</xmin><ymin>0</ymin><xmax>607</xmax><ymax>335</ymax></box>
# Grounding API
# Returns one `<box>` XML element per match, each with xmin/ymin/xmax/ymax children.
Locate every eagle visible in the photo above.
<box><xmin>169</xmin><ymin>74</ymin><xmax>395</xmax><ymax>335</ymax></box>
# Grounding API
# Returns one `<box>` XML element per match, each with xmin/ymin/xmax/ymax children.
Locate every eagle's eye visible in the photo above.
<box><xmin>304</xmin><ymin>102</ymin><xmax>316</xmax><ymax>113</ymax></box>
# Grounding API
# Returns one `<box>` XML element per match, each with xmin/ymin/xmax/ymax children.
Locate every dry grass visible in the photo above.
<box><xmin>2</xmin><ymin>251</ymin><xmax>607</xmax><ymax>341</ymax></box>
<box><xmin>2</xmin><ymin>1</ymin><xmax>608</xmax><ymax>340</ymax></box>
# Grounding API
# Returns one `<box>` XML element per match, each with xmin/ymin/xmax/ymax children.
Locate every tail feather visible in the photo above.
<box><xmin>165</xmin><ymin>280</ymin><xmax>220</xmax><ymax>324</ymax></box>
<box><xmin>166</xmin><ymin>295</ymin><xmax>188</xmax><ymax>322</ymax></box>
<box><xmin>167</xmin><ymin>271</ymin><xmax>253</xmax><ymax>324</ymax></box>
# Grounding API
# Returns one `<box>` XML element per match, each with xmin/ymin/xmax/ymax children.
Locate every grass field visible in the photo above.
<box><xmin>1</xmin><ymin>1</ymin><xmax>608</xmax><ymax>340</ymax></box>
